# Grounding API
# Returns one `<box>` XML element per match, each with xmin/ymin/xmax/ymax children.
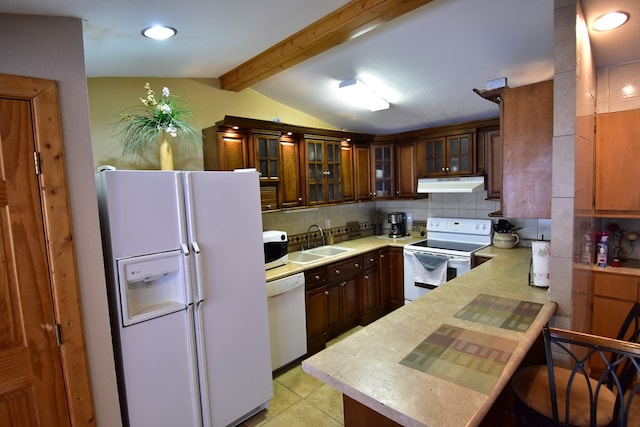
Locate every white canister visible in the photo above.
<box><xmin>531</xmin><ymin>240</ymin><xmax>551</xmax><ymax>288</ymax></box>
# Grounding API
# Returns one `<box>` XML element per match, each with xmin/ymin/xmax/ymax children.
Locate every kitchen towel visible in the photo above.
<box><xmin>412</xmin><ymin>252</ymin><xmax>448</xmax><ymax>286</ymax></box>
<box><xmin>531</xmin><ymin>240</ymin><xmax>551</xmax><ymax>288</ymax></box>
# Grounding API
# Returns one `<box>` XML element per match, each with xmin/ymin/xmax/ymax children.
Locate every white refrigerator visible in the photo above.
<box><xmin>96</xmin><ymin>169</ymin><xmax>273</xmax><ymax>427</ymax></box>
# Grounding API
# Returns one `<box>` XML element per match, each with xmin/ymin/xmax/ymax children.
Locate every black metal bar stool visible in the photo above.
<box><xmin>511</xmin><ymin>303</ymin><xmax>640</xmax><ymax>426</ymax></box>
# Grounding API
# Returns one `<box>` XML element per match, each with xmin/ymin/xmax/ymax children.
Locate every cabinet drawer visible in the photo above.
<box><xmin>593</xmin><ymin>273</ymin><xmax>639</xmax><ymax>300</ymax></box>
<box><xmin>328</xmin><ymin>256</ymin><xmax>363</xmax><ymax>280</ymax></box>
<box><xmin>363</xmin><ymin>251</ymin><xmax>379</xmax><ymax>269</ymax></box>
<box><xmin>305</xmin><ymin>267</ymin><xmax>327</xmax><ymax>291</ymax></box>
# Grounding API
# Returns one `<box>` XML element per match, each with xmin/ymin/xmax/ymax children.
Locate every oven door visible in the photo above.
<box><xmin>403</xmin><ymin>249</ymin><xmax>471</xmax><ymax>302</ymax></box>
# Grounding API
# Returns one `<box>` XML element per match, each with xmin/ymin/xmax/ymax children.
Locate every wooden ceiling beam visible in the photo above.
<box><xmin>218</xmin><ymin>0</ymin><xmax>435</xmax><ymax>92</ymax></box>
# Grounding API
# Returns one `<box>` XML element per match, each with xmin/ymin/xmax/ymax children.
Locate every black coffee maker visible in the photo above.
<box><xmin>388</xmin><ymin>212</ymin><xmax>406</xmax><ymax>238</ymax></box>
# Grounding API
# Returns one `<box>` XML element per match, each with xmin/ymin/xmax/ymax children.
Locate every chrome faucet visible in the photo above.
<box><xmin>306</xmin><ymin>224</ymin><xmax>325</xmax><ymax>249</ymax></box>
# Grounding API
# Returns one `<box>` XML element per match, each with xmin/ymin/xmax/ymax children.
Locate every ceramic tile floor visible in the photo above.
<box><xmin>240</xmin><ymin>327</ymin><xmax>362</xmax><ymax>427</ymax></box>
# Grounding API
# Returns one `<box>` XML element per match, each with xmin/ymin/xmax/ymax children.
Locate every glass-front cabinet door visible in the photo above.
<box><xmin>371</xmin><ymin>143</ymin><xmax>393</xmax><ymax>198</ymax></box>
<box><xmin>254</xmin><ymin>132</ymin><xmax>279</xmax><ymax>180</ymax></box>
<box><xmin>306</xmin><ymin>136</ymin><xmax>342</xmax><ymax>205</ymax></box>
<box><xmin>418</xmin><ymin>133</ymin><xmax>473</xmax><ymax>177</ymax></box>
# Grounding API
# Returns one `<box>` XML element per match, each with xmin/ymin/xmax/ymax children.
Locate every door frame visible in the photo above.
<box><xmin>0</xmin><ymin>73</ymin><xmax>95</xmax><ymax>424</ymax></box>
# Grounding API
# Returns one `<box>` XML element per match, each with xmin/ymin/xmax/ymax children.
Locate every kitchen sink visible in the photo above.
<box><xmin>304</xmin><ymin>245</ymin><xmax>354</xmax><ymax>257</ymax></box>
<box><xmin>287</xmin><ymin>245</ymin><xmax>354</xmax><ymax>264</ymax></box>
<box><xmin>287</xmin><ymin>252</ymin><xmax>326</xmax><ymax>264</ymax></box>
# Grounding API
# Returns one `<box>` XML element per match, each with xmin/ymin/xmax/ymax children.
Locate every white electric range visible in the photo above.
<box><xmin>403</xmin><ymin>217</ymin><xmax>492</xmax><ymax>303</ymax></box>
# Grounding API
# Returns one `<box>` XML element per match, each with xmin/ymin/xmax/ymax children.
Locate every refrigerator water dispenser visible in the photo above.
<box><xmin>117</xmin><ymin>250</ymin><xmax>186</xmax><ymax>326</ymax></box>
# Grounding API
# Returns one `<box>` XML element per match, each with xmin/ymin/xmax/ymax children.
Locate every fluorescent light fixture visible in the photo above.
<box><xmin>141</xmin><ymin>25</ymin><xmax>177</xmax><ymax>40</ymax></box>
<box><xmin>338</xmin><ymin>78</ymin><xmax>390</xmax><ymax>112</ymax></box>
<box><xmin>593</xmin><ymin>11</ymin><xmax>629</xmax><ymax>31</ymax></box>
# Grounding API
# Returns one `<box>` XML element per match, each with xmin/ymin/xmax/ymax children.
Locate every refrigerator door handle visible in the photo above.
<box><xmin>181</xmin><ymin>243</ymin><xmax>190</xmax><ymax>256</ymax></box>
<box><xmin>194</xmin><ymin>299</ymin><xmax>212</xmax><ymax>426</ymax></box>
<box><xmin>191</xmin><ymin>241</ymin><xmax>201</xmax><ymax>254</ymax></box>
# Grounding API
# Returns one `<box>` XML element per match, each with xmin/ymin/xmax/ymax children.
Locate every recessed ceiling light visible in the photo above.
<box><xmin>141</xmin><ymin>25</ymin><xmax>177</xmax><ymax>40</ymax></box>
<box><xmin>593</xmin><ymin>11</ymin><xmax>629</xmax><ymax>31</ymax></box>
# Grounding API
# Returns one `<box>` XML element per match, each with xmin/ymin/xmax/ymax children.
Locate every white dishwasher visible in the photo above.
<box><xmin>266</xmin><ymin>272</ymin><xmax>307</xmax><ymax>371</ymax></box>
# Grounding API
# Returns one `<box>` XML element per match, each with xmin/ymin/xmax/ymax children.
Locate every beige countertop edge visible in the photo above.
<box><xmin>301</xmin><ymin>246</ymin><xmax>558</xmax><ymax>427</ymax></box>
<box><xmin>265</xmin><ymin>234</ymin><xmax>425</xmax><ymax>282</ymax></box>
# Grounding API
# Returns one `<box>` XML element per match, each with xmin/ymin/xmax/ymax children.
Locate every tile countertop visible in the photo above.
<box><xmin>301</xmin><ymin>246</ymin><xmax>557</xmax><ymax>427</ymax></box>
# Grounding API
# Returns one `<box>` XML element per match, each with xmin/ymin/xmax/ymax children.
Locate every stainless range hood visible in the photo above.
<box><xmin>417</xmin><ymin>176</ymin><xmax>485</xmax><ymax>193</ymax></box>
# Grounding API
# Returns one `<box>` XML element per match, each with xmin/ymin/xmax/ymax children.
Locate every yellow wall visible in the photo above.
<box><xmin>88</xmin><ymin>77</ymin><xmax>336</xmax><ymax>171</ymax></box>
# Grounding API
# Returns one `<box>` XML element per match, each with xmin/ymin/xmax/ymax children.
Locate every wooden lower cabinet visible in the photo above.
<box><xmin>327</xmin><ymin>257</ymin><xmax>361</xmax><ymax>337</ymax></box>
<box><xmin>590</xmin><ymin>272</ymin><xmax>640</xmax><ymax>373</ymax></box>
<box><xmin>388</xmin><ymin>247</ymin><xmax>405</xmax><ymax>310</ymax></box>
<box><xmin>305</xmin><ymin>267</ymin><xmax>329</xmax><ymax>355</ymax></box>
<box><xmin>304</xmin><ymin>248</ymin><xmax>405</xmax><ymax>356</ymax></box>
<box><xmin>359</xmin><ymin>251</ymin><xmax>383</xmax><ymax>325</ymax></box>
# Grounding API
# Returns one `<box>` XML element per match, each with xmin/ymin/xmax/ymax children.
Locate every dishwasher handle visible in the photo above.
<box><xmin>266</xmin><ymin>273</ymin><xmax>306</xmax><ymax>298</ymax></box>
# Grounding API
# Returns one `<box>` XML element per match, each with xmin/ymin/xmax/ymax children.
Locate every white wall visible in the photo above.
<box><xmin>0</xmin><ymin>13</ymin><xmax>122</xmax><ymax>426</ymax></box>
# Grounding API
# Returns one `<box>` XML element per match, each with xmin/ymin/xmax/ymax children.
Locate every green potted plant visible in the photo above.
<box><xmin>115</xmin><ymin>82</ymin><xmax>200</xmax><ymax>170</ymax></box>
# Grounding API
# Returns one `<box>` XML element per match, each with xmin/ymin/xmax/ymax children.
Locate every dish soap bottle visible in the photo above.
<box><xmin>596</xmin><ymin>232</ymin><xmax>609</xmax><ymax>267</ymax></box>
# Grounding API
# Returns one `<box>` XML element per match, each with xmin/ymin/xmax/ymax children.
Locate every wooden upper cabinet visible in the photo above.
<box><xmin>501</xmin><ymin>80</ymin><xmax>553</xmax><ymax>218</ymax></box>
<box><xmin>341</xmin><ymin>140</ymin><xmax>355</xmax><ymax>202</ymax></box>
<box><xmin>253</xmin><ymin>131</ymin><xmax>280</xmax><ymax>181</ymax></box>
<box><xmin>595</xmin><ymin>109</ymin><xmax>640</xmax><ymax>215</ymax></box>
<box><xmin>278</xmin><ymin>134</ymin><xmax>304</xmax><ymax>208</ymax></box>
<box><xmin>371</xmin><ymin>143</ymin><xmax>394</xmax><ymax>199</ymax></box>
<box><xmin>305</xmin><ymin>135</ymin><xmax>344</xmax><ymax>205</ymax></box>
<box><xmin>395</xmin><ymin>141</ymin><xmax>418</xmax><ymax>198</ymax></box>
<box><xmin>354</xmin><ymin>145</ymin><xmax>372</xmax><ymax>200</ymax></box>
<box><xmin>476</xmin><ymin>127</ymin><xmax>502</xmax><ymax>200</ymax></box>
<box><xmin>202</xmin><ymin>126</ymin><xmax>248</xmax><ymax>171</ymax></box>
<box><xmin>417</xmin><ymin>133</ymin><xmax>474</xmax><ymax>177</ymax></box>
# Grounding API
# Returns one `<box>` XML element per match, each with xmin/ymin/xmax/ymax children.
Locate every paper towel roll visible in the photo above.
<box><xmin>531</xmin><ymin>241</ymin><xmax>551</xmax><ymax>287</ymax></box>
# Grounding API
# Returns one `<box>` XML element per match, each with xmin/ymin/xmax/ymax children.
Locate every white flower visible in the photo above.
<box><xmin>167</xmin><ymin>125</ymin><xmax>177</xmax><ymax>137</ymax></box>
<box><xmin>159</xmin><ymin>103</ymin><xmax>172</xmax><ymax>114</ymax></box>
<box><xmin>162</xmin><ymin>87</ymin><xmax>170</xmax><ymax>98</ymax></box>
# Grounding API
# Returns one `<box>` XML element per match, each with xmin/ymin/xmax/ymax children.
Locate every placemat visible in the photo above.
<box><xmin>454</xmin><ymin>294</ymin><xmax>543</xmax><ymax>332</ymax></box>
<box><xmin>399</xmin><ymin>324</ymin><xmax>517</xmax><ymax>394</ymax></box>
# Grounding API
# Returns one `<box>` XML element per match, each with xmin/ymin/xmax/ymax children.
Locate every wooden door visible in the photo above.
<box><xmin>305</xmin><ymin>286</ymin><xmax>329</xmax><ymax>355</ymax></box>
<box><xmin>354</xmin><ymin>145</ymin><xmax>372</xmax><ymax>200</ymax></box>
<box><xmin>395</xmin><ymin>141</ymin><xmax>417</xmax><ymax>198</ymax></box>
<box><xmin>279</xmin><ymin>136</ymin><xmax>303</xmax><ymax>208</ymax></box>
<box><xmin>340</xmin><ymin>141</ymin><xmax>354</xmax><ymax>202</ymax></box>
<box><xmin>0</xmin><ymin>74</ymin><xmax>94</xmax><ymax>426</ymax></box>
<box><xmin>388</xmin><ymin>247</ymin><xmax>404</xmax><ymax>310</ymax></box>
<box><xmin>501</xmin><ymin>80</ymin><xmax>553</xmax><ymax>218</ymax></box>
<box><xmin>595</xmin><ymin>109</ymin><xmax>640</xmax><ymax>213</ymax></box>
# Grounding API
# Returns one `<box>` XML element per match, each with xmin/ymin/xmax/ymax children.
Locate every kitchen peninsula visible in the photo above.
<box><xmin>301</xmin><ymin>246</ymin><xmax>556</xmax><ymax>427</ymax></box>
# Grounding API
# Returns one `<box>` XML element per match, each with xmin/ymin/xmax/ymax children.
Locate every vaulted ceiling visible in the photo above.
<box><xmin>2</xmin><ymin>0</ymin><xmax>639</xmax><ymax>134</ymax></box>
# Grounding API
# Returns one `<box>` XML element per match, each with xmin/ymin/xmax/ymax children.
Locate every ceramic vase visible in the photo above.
<box><xmin>159</xmin><ymin>131</ymin><xmax>174</xmax><ymax>170</ymax></box>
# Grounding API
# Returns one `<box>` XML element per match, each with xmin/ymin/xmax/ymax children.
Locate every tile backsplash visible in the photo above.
<box><xmin>262</xmin><ymin>191</ymin><xmax>552</xmax><ymax>250</ymax></box>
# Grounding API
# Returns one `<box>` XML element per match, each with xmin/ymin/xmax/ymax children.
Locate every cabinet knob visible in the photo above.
<box><xmin>335</xmin><ymin>269</ymin><xmax>341</xmax><ymax>274</ymax></box>
<box><xmin>266</xmin><ymin>204</ymin><xmax>272</xmax><ymax>209</ymax></box>
<box><xmin>381</xmin><ymin>254</ymin><xmax>385</xmax><ymax>258</ymax></box>
<box><xmin>354</xmin><ymin>263</ymin><xmax>359</xmax><ymax>268</ymax></box>
<box><xmin>298</xmin><ymin>197</ymin><xmax>303</xmax><ymax>202</ymax></box>
<box><xmin>324</xmin><ymin>290</ymin><xmax>329</xmax><ymax>295</ymax></box>
<box><xmin>341</xmin><ymin>281</ymin><xmax>346</xmax><ymax>287</ymax></box>
<box><xmin>314</xmin><ymin>275</ymin><xmax>321</xmax><ymax>281</ymax></box>
<box><xmin>365</xmin><ymin>275</ymin><xmax>369</xmax><ymax>280</ymax></box>
<box><xmin>369</xmin><ymin>258</ymin><xmax>374</xmax><ymax>262</ymax></box>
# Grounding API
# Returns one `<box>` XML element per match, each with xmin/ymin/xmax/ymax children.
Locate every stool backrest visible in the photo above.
<box><xmin>544</xmin><ymin>326</ymin><xmax>640</xmax><ymax>426</ymax></box>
